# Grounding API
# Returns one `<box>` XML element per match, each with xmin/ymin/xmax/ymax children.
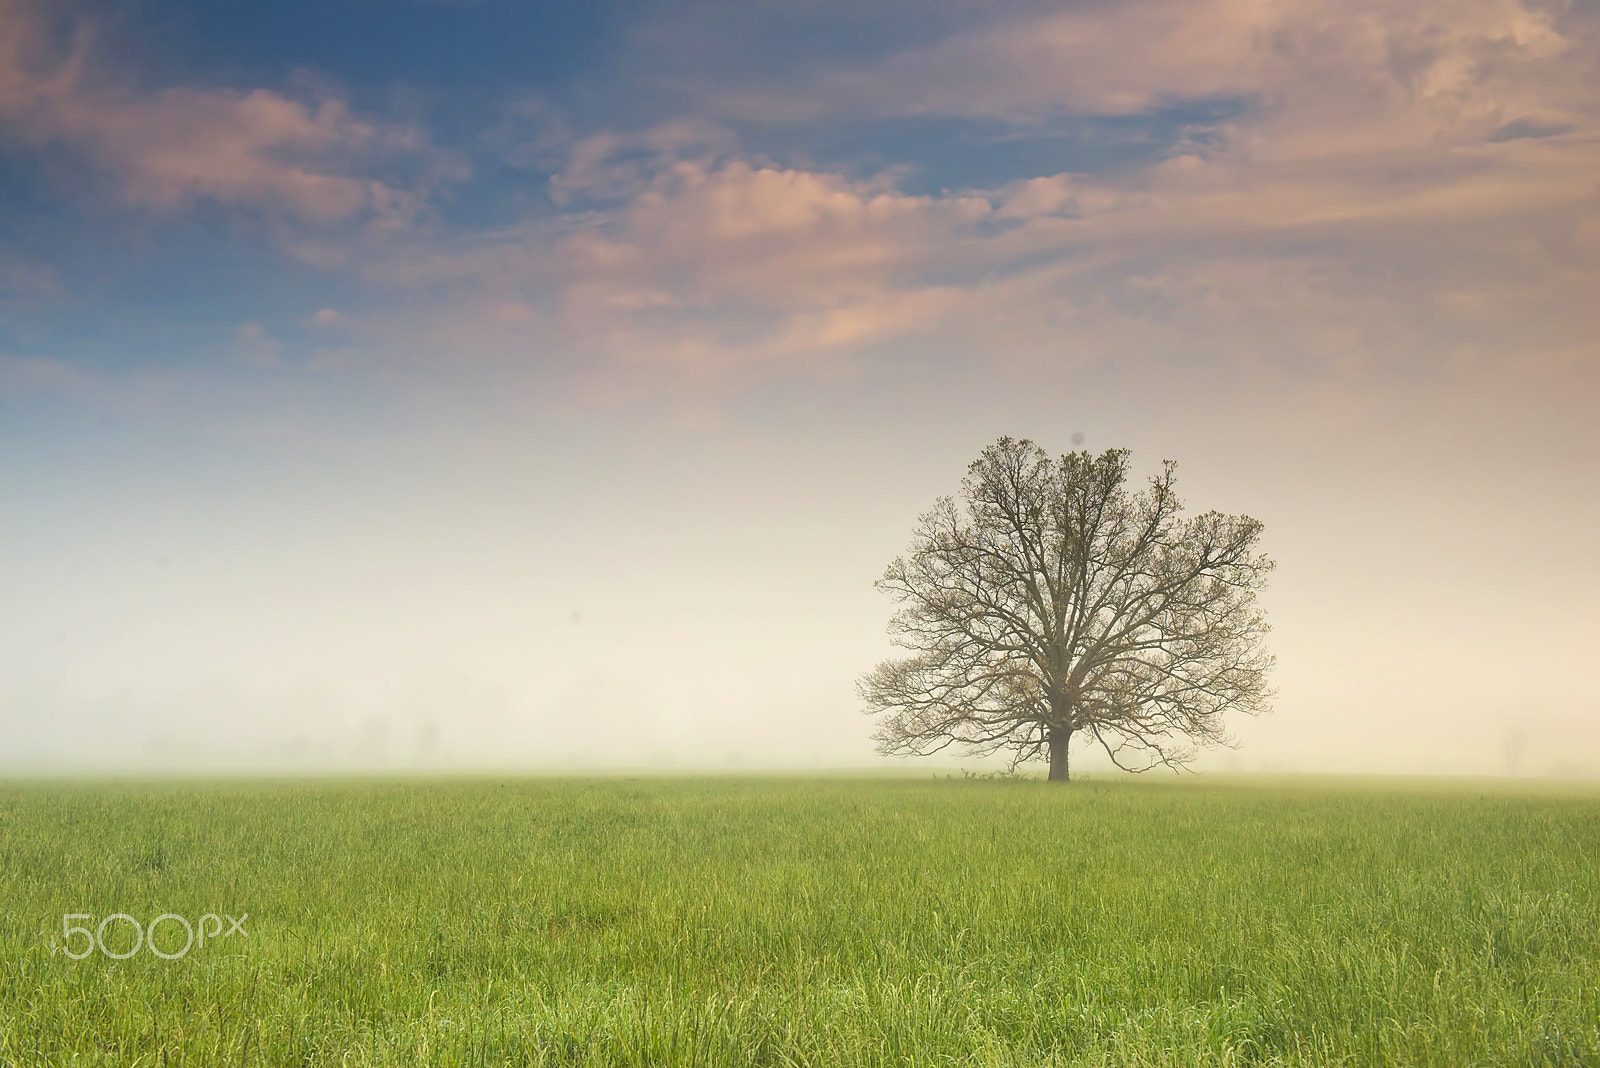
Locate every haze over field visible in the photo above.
<box><xmin>1</xmin><ymin>0</ymin><xmax>1596</xmax><ymax>776</ymax></box>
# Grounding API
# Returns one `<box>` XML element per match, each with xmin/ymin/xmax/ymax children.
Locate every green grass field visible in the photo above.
<box><xmin>2</xmin><ymin>775</ymin><xmax>1598</xmax><ymax>1066</ymax></box>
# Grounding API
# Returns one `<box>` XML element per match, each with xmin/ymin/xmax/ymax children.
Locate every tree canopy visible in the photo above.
<box><xmin>862</xmin><ymin>438</ymin><xmax>1274</xmax><ymax>781</ymax></box>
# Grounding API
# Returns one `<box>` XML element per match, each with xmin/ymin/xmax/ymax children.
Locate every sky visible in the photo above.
<box><xmin>1</xmin><ymin>0</ymin><xmax>1596</xmax><ymax>776</ymax></box>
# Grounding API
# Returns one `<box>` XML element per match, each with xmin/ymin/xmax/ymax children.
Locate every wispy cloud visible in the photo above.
<box><xmin>334</xmin><ymin>0</ymin><xmax>1598</xmax><ymax>392</ymax></box>
<box><xmin>0</xmin><ymin>352</ymin><xmax>98</xmax><ymax>397</ymax></box>
<box><xmin>6</xmin><ymin>0</ymin><xmax>1595</xmax><ymax>403</ymax></box>
<box><xmin>711</xmin><ymin>0</ymin><xmax>1580</xmax><ymax>125</ymax></box>
<box><xmin>0</xmin><ymin>0</ymin><xmax>457</xmax><ymax>226</ymax></box>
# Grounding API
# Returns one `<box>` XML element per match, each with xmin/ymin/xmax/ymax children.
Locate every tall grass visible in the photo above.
<box><xmin>2</xmin><ymin>775</ymin><xmax>1598</xmax><ymax>1065</ymax></box>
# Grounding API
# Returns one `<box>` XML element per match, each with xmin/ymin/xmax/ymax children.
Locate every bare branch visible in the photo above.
<box><xmin>862</xmin><ymin>438</ymin><xmax>1274</xmax><ymax>781</ymax></box>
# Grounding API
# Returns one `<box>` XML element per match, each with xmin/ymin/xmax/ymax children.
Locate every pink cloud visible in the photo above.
<box><xmin>43</xmin><ymin>0</ymin><xmax>1572</xmax><ymax>403</ymax></box>
<box><xmin>377</xmin><ymin>157</ymin><xmax>997</xmax><ymax>372</ymax></box>
<box><xmin>721</xmin><ymin>0</ymin><xmax>1579</xmax><ymax>127</ymax></box>
<box><xmin>0</xmin><ymin>0</ymin><xmax>446</xmax><ymax>225</ymax></box>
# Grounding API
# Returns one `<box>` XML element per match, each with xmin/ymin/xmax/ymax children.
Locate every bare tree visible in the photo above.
<box><xmin>862</xmin><ymin>438</ymin><xmax>1274</xmax><ymax>781</ymax></box>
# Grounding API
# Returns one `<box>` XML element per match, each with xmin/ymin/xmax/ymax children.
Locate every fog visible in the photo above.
<box><xmin>4</xmin><ymin>353</ymin><xmax>1595</xmax><ymax>779</ymax></box>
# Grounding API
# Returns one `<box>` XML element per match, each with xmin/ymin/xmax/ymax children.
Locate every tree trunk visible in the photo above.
<box><xmin>1047</xmin><ymin>728</ymin><xmax>1072</xmax><ymax>782</ymax></box>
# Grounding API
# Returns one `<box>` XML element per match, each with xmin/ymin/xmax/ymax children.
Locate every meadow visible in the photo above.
<box><xmin>1</xmin><ymin>774</ymin><xmax>1598</xmax><ymax>1066</ymax></box>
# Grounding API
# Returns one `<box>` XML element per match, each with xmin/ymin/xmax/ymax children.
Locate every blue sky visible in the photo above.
<box><xmin>2</xmin><ymin>0</ymin><xmax>1598</xmax><ymax>774</ymax></box>
<box><xmin>1</xmin><ymin>0</ymin><xmax>1251</xmax><ymax>375</ymax></box>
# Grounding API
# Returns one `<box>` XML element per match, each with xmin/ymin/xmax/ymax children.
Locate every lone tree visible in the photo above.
<box><xmin>862</xmin><ymin>438</ymin><xmax>1273</xmax><ymax>781</ymax></box>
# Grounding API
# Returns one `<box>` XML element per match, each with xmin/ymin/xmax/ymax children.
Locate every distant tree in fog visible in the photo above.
<box><xmin>862</xmin><ymin>438</ymin><xmax>1274</xmax><ymax>782</ymax></box>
